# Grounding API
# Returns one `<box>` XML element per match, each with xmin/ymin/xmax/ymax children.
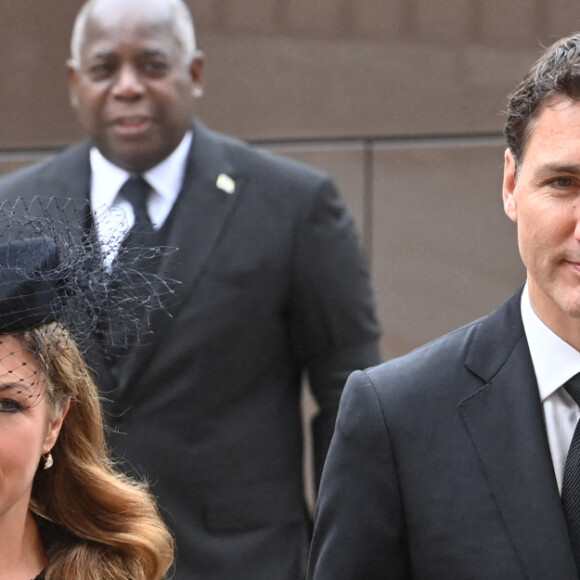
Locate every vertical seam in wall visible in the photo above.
<box><xmin>400</xmin><ymin>0</ymin><xmax>416</xmax><ymax>37</ymax></box>
<box><xmin>363</xmin><ymin>139</ymin><xmax>374</xmax><ymax>261</ymax></box>
<box><xmin>471</xmin><ymin>0</ymin><xmax>483</xmax><ymax>43</ymax></box>
<box><xmin>274</xmin><ymin>1</ymin><xmax>288</xmax><ymax>33</ymax></box>
<box><xmin>340</xmin><ymin>0</ymin><xmax>354</xmax><ymax>37</ymax></box>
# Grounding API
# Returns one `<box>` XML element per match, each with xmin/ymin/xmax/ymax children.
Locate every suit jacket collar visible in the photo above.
<box><xmin>460</xmin><ymin>288</ymin><xmax>577</xmax><ymax>578</ymax></box>
<box><xmin>20</xmin><ymin>141</ymin><xmax>92</xmax><ymax>244</ymax></box>
<box><xmin>39</xmin><ymin>140</ymin><xmax>92</xmax><ymax>201</ymax></box>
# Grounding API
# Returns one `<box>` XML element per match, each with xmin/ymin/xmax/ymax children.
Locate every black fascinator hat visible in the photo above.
<box><xmin>0</xmin><ymin>196</ymin><xmax>176</xmax><ymax>351</ymax></box>
<box><xmin>0</xmin><ymin>236</ymin><xmax>61</xmax><ymax>333</ymax></box>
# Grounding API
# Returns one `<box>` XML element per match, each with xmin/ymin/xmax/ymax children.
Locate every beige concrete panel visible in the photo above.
<box><xmin>0</xmin><ymin>2</ymin><xmax>77</xmax><ymax>149</ymax></box>
<box><xmin>414</xmin><ymin>0</ymin><xmax>474</xmax><ymax>43</ymax></box>
<box><xmin>351</xmin><ymin>0</ymin><xmax>406</xmax><ymax>39</ymax></box>
<box><xmin>186</xmin><ymin>0</ymin><xmax>217</xmax><ymax>31</ymax></box>
<box><xmin>264</xmin><ymin>142</ymin><xmax>367</xmax><ymax>239</ymax></box>
<box><xmin>478</xmin><ymin>0</ymin><xmax>540</xmax><ymax>46</ymax></box>
<box><xmin>220</xmin><ymin>0</ymin><xmax>280</xmax><ymax>33</ymax></box>
<box><xmin>198</xmin><ymin>34</ymin><xmax>539</xmax><ymax>141</ymax></box>
<box><xmin>543</xmin><ymin>0</ymin><xmax>580</xmax><ymax>40</ymax></box>
<box><xmin>284</xmin><ymin>0</ymin><xmax>345</xmax><ymax>36</ymax></box>
<box><xmin>372</xmin><ymin>139</ymin><xmax>525</xmax><ymax>359</ymax></box>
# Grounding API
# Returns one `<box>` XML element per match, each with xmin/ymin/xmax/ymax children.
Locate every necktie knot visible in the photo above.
<box><xmin>118</xmin><ymin>176</ymin><xmax>152</xmax><ymax>230</ymax></box>
<box><xmin>115</xmin><ymin>177</ymin><xmax>156</xmax><ymax>257</ymax></box>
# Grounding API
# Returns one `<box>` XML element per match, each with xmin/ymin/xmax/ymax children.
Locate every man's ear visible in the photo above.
<box><xmin>66</xmin><ymin>60</ymin><xmax>80</xmax><ymax>109</ymax></box>
<box><xmin>189</xmin><ymin>50</ymin><xmax>205</xmax><ymax>99</ymax></box>
<box><xmin>503</xmin><ymin>148</ymin><xmax>518</xmax><ymax>223</ymax></box>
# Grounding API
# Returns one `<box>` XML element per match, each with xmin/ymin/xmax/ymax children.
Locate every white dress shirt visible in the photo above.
<box><xmin>521</xmin><ymin>282</ymin><xmax>580</xmax><ymax>492</ymax></box>
<box><xmin>90</xmin><ymin>131</ymin><xmax>192</xmax><ymax>260</ymax></box>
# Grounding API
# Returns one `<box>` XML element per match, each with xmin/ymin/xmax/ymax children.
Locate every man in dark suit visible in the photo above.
<box><xmin>308</xmin><ymin>32</ymin><xmax>580</xmax><ymax>580</ymax></box>
<box><xmin>0</xmin><ymin>0</ymin><xmax>381</xmax><ymax>578</ymax></box>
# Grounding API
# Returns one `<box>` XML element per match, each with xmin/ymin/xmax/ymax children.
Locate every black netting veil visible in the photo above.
<box><xmin>0</xmin><ymin>196</ymin><xmax>178</xmax><ymax>353</ymax></box>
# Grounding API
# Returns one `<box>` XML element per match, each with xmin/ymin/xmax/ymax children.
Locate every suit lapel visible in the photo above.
<box><xmin>38</xmin><ymin>141</ymin><xmax>91</xmax><ymax>202</ymax></box>
<box><xmin>159</xmin><ymin>121</ymin><xmax>241</xmax><ymax>309</ymax></box>
<box><xmin>114</xmin><ymin>122</ymin><xmax>242</xmax><ymax>394</ymax></box>
<box><xmin>460</xmin><ymin>292</ymin><xmax>577</xmax><ymax>578</ymax></box>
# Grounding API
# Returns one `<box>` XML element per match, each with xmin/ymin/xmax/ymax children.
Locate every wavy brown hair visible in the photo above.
<box><xmin>23</xmin><ymin>323</ymin><xmax>174</xmax><ymax>579</ymax></box>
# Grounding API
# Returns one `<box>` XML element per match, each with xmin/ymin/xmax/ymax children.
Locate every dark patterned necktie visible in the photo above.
<box><xmin>118</xmin><ymin>175</ymin><xmax>155</xmax><ymax>250</ymax></box>
<box><xmin>561</xmin><ymin>372</ymin><xmax>580</xmax><ymax>571</ymax></box>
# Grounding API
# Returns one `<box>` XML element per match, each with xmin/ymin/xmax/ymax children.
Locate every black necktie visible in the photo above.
<box><xmin>561</xmin><ymin>372</ymin><xmax>580</xmax><ymax>571</ymax></box>
<box><xmin>118</xmin><ymin>176</ymin><xmax>155</xmax><ymax>250</ymax></box>
<box><xmin>105</xmin><ymin>176</ymin><xmax>154</xmax><ymax>355</ymax></box>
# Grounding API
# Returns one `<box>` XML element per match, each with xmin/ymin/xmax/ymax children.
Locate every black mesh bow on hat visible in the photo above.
<box><xmin>0</xmin><ymin>196</ymin><xmax>177</xmax><ymax>352</ymax></box>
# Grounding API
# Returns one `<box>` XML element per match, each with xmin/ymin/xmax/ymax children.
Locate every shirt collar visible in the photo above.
<box><xmin>90</xmin><ymin>149</ymin><xmax>128</xmax><ymax>212</ymax></box>
<box><xmin>89</xmin><ymin>130</ymin><xmax>192</xmax><ymax>209</ymax></box>
<box><xmin>142</xmin><ymin>130</ymin><xmax>192</xmax><ymax>206</ymax></box>
<box><xmin>521</xmin><ymin>281</ymin><xmax>580</xmax><ymax>401</ymax></box>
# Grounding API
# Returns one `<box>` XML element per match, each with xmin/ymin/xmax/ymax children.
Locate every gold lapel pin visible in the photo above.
<box><xmin>216</xmin><ymin>173</ymin><xmax>236</xmax><ymax>194</ymax></box>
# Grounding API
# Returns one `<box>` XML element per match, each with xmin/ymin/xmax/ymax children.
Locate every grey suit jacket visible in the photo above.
<box><xmin>308</xmin><ymin>289</ymin><xmax>578</xmax><ymax>579</ymax></box>
<box><xmin>0</xmin><ymin>121</ymin><xmax>381</xmax><ymax>580</ymax></box>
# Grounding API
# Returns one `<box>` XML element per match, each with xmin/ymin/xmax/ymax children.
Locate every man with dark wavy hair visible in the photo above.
<box><xmin>309</xmin><ymin>32</ymin><xmax>580</xmax><ymax>580</ymax></box>
<box><xmin>0</xmin><ymin>0</ymin><xmax>381</xmax><ymax>578</ymax></box>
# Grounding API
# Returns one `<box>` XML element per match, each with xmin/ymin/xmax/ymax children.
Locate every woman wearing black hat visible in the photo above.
<box><xmin>0</xmin><ymin>234</ymin><xmax>174</xmax><ymax>579</ymax></box>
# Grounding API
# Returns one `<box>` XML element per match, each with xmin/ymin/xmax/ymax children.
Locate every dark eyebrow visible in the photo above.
<box><xmin>88</xmin><ymin>51</ymin><xmax>115</xmax><ymax>61</ymax></box>
<box><xmin>87</xmin><ymin>48</ymin><xmax>168</xmax><ymax>61</ymax></box>
<box><xmin>0</xmin><ymin>383</ymin><xmax>35</xmax><ymax>394</ymax></box>
<box><xmin>139</xmin><ymin>49</ymin><xmax>168</xmax><ymax>57</ymax></box>
<box><xmin>537</xmin><ymin>163</ymin><xmax>580</xmax><ymax>175</ymax></box>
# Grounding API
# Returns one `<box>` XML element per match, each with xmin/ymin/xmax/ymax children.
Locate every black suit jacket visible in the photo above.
<box><xmin>308</xmin><ymin>289</ymin><xmax>578</xmax><ymax>579</ymax></box>
<box><xmin>0</xmin><ymin>122</ymin><xmax>381</xmax><ymax>579</ymax></box>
